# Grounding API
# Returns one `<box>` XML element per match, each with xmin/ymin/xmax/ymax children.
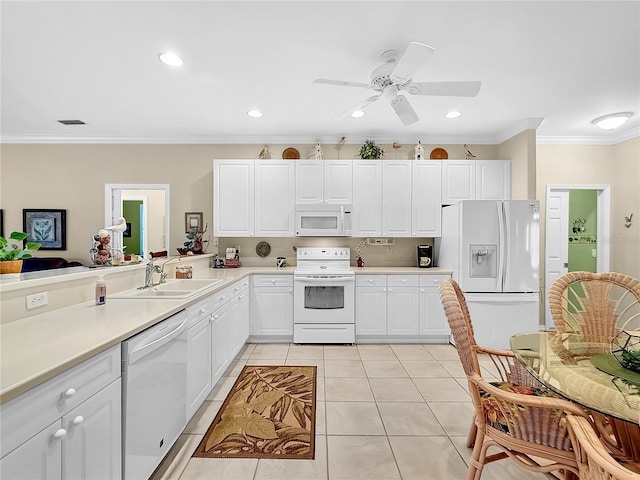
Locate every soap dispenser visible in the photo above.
<box><xmin>95</xmin><ymin>275</ymin><xmax>106</xmax><ymax>305</ymax></box>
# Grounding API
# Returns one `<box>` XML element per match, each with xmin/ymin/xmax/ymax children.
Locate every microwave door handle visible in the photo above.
<box><xmin>340</xmin><ymin>205</ymin><xmax>344</xmax><ymax>231</ymax></box>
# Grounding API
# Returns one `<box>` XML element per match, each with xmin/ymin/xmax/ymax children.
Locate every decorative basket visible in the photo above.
<box><xmin>611</xmin><ymin>330</ymin><xmax>640</xmax><ymax>373</ymax></box>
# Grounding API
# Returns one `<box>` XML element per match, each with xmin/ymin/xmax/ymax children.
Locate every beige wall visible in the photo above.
<box><xmin>2</xmin><ymin>137</ymin><xmax>638</xmax><ymax>275</ymax></box>
<box><xmin>536</xmin><ymin>137</ymin><xmax>640</xmax><ymax>279</ymax></box>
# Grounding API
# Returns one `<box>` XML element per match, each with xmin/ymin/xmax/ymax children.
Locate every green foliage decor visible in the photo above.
<box><xmin>0</xmin><ymin>231</ymin><xmax>41</xmax><ymax>261</ymax></box>
<box><xmin>359</xmin><ymin>139</ymin><xmax>384</xmax><ymax>159</ymax></box>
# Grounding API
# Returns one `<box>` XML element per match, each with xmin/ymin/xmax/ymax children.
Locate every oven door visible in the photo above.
<box><xmin>294</xmin><ymin>275</ymin><xmax>355</xmax><ymax>324</ymax></box>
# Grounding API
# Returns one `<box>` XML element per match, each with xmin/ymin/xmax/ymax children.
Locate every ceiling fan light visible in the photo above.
<box><xmin>350</xmin><ymin>110</ymin><xmax>365</xmax><ymax>118</ymax></box>
<box><xmin>157</xmin><ymin>52</ymin><xmax>183</xmax><ymax>67</ymax></box>
<box><xmin>247</xmin><ymin>110</ymin><xmax>263</xmax><ymax>118</ymax></box>
<box><xmin>591</xmin><ymin>112</ymin><xmax>632</xmax><ymax>130</ymax></box>
<box><xmin>445</xmin><ymin>111</ymin><xmax>462</xmax><ymax>119</ymax></box>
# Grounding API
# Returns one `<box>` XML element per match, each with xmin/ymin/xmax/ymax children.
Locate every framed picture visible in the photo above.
<box><xmin>185</xmin><ymin>212</ymin><xmax>203</xmax><ymax>232</ymax></box>
<box><xmin>23</xmin><ymin>209</ymin><xmax>67</xmax><ymax>250</ymax></box>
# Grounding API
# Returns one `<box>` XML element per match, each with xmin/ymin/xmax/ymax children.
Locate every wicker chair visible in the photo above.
<box><xmin>469</xmin><ymin>374</ymin><xmax>591</xmax><ymax>480</ymax></box>
<box><xmin>548</xmin><ymin>271</ymin><xmax>640</xmax><ymax>344</ymax></box>
<box><xmin>567</xmin><ymin>415</ymin><xmax>640</xmax><ymax>480</ymax></box>
<box><xmin>439</xmin><ymin>279</ymin><xmax>545</xmax><ymax>447</ymax></box>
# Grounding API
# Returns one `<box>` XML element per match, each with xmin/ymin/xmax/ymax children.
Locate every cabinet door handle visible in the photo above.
<box><xmin>272</xmin><ymin>279</ymin><xmax>276</xmax><ymax>284</ymax></box>
<box><xmin>288</xmin><ymin>288</ymin><xmax>293</xmax><ymax>293</ymax></box>
<box><xmin>71</xmin><ymin>415</ymin><xmax>84</xmax><ymax>426</ymax></box>
<box><xmin>212</xmin><ymin>314</ymin><xmax>219</xmax><ymax>320</ymax></box>
<box><xmin>382</xmin><ymin>288</ymin><xmax>387</xmax><ymax>292</ymax></box>
<box><xmin>368</xmin><ymin>279</ymin><xmax>373</xmax><ymax>283</ymax></box>
<box><xmin>239</xmin><ymin>294</ymin><xmax>245</xmax><ymax>299</ymax></box>
<box><xmin>388</xmin><ymin>288</ymin><xmax>393</xmax><ymax>292</ymax></box>
<box><xmin>64</xmin><ymin>388</ymin><xmax>76</xmax><ymax>398</ymax></box>
<box><xmin>401</xmin><ymin>279</ymin><xmax>406</xmax><ymax>283</ymax></box>
<box><xmin>199</xmin><ymin>308</ymin><xmax>206</xmax><ymax>314</ymax></box>
<box><xmin>420</xmin><ymin>288</ymin><xmax>425</xmax><ymax>292</ymax></box>
<box><xmin>221</xmin><ymin>296</ymin><xmax>226</xmax><ymax>301</ymax></box>
<box><xmin>53</xmin><ymin>428</ymin><xmax>67</xmax><ymax>440</ymax></box>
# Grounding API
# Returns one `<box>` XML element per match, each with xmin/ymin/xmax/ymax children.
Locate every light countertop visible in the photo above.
<box><xmin>0</xmin><ymin>265</ymin><xmax>450</xmax><ymax>404</ymax></box>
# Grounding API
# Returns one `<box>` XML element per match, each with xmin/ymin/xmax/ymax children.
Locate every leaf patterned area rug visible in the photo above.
<box><xmin>193</xmin><ymin>365</ymin><xmax>317</xmax><ymax>459</ymax></box>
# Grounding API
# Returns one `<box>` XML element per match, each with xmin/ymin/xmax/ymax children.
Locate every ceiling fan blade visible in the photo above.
<box><xmin>389</xmin><ymin>42</ymin><xmax>435</xmax><ymax>84</ymax></box>
<box><xmin>313</xmin><ymin>78</ymin><xmax>370</xmax><ymax>88</ymax></box>
<box><xmin>333</xmin><ymin>95</ymin><xmax>381</xmax><ymax>121</ymax></box>
<box><xmin>390</xmin><ymin>95</ymin><xmax>419</xmax><ymax>126</ymax></box>
<box><xmin>406</xmin><ymin>81</ymin><xmax>482</xmax><ymax>97</ymax></box>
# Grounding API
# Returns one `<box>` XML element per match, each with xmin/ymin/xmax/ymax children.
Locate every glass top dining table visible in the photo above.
<box><xmin>510</xmin><ymin>331</ymin><xmax>640</xmax><ymax>424</ymax></box>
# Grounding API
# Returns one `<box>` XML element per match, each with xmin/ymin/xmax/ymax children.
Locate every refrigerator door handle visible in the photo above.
<box><xmin>497</xmin><ymin>201</ymin><xmax>506</xmax><ymax>291</ymax></box>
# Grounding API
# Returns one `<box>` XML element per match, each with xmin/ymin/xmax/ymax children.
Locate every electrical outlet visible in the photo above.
<box><xmin>26</xmin><ymin>292</ymin><xmax>48</xmax><ymax>310</ymax></box>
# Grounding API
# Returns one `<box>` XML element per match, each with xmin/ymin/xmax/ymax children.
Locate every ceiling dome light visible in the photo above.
<box><xmin>591</xmin><ymin>112</ymin><xmax>633</xmax><ymax>130</ymax></box>
<box><xmin>445</xmin><ymin>111</ymin><xmax>462</xmax><ymax>119</ymax></box>
<box><xmin>247</xmin><ymin>110</ymin><xmax>263</xmax><ymax>118</ymax></box>
<box><xmin>350</xmin><ymin>110</ymin><xmax>365</xmax><ymax>118</ymax></box>
<box><xmin>157</xmin><ymin>52</ymin><xmax>183</xmax><ymax>67</ymax></box>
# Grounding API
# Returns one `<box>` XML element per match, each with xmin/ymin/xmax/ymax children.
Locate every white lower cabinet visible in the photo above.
<box><xmin>419</xmin><ymin>275</ymin><xmax>451</xmax><ymax>336</ymax></box>
<box><xmin>250</xmin><ymin>275</ymin><xmax>293</xmax><ymax>338</ymax></box>
<box><xmin>211</xmin><ymin>303</ymin><xmax>230</xmax><ymax>387</ymax></box>
<box><xmin>0</xmin><ymin>346</ymin><xmax>121</xmax><ymax>480</ymax></box>
<box><xmin>356</xmin><ymin>274</ymin><xmax>450</xmax><ymax>340</ymax></box>
<box><xmin>228</xmin><ymin>279</ymin><xmax>250</xmax><ymax>360</ymax></box>
<box><xmin>186</xmin><ymin>297</ymin><xmax>213</xmax><ymax>419</ymax></box>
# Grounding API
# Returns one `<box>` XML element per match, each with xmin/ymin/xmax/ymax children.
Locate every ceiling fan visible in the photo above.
<box><xmin>313</xmin><ymin>42</ymin><xmax>481</xmax><ymax>126</ymax></box>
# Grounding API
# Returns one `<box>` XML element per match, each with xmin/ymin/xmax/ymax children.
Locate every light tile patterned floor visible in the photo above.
<box><xmin>150</xmin><ymin>343</ymin><xmax>547</xmax><ymax>480</ymax></box>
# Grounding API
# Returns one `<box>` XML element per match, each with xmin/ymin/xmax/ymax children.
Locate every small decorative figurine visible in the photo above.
<box><xmin>464</xmin><ymin>144</ymin><xmax>476</xmax><ymax>159</ymax></box>
<box><xmin>414</xmin><ymin>141</ymin><xmax>425</xmax><ymax>160</ymax></box>
<box><xmin>308</xmin><ymin>140</ymin><xmax>323</xmax><ymax>160</ymax></box>
<box><xmin>258</xmin><ymin>145</ymin><xmax>272</xmax><ymax>159</ymax></box>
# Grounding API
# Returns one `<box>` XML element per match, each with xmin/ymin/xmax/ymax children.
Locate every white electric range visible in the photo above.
<box><xmin>293</xmin><ymin>247</ymin><xmax>355</xmax><ymax>344</ymax></box>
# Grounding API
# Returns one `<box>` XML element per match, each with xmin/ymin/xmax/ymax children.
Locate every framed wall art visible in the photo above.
<box><xmin>22</xmin><ymin>209</ymin><xmax>67</xmax><ymax>250</ymax></box>
<box><xmin>185</xmin><ymin>212</ymin><xmax>203</xmax><ymax>232</ymax></box>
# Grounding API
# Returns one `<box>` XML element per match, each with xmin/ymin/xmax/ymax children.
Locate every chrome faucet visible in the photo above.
<box><xmin>140</xmin><ymin>258</ymin><xmax>162</xmax><ymax>289</ymax></box>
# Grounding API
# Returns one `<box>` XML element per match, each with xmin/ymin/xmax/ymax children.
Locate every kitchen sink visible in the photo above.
<box><xmin>112</xmin><ymin>279</ymin><xmax>223</xmax><ymax>299</ymax></box>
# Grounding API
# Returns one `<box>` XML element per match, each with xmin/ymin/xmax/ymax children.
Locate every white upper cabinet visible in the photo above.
<box><xmin>382</xmin><ymin>160</ymin><xmax>412</xmax><ymax>237</ymax></box>
<box><xmin>412</xmin><ymin>160</ymin><xmax>442</xmax><ymax>237</ymax></box>
<box><xmin>352</xmin><ymin>160</ymin><xmax>382</xmax><ymax>236</ymax></box>
<box><xmin>255</xmin><ymin>160</ymin><xmax>295</xmax><ymax>236</ymax></box>
<box><xmin>295</xmin><ymin>160</ymin><xmax>353</xmax><ymax>205</ymax></box>
<box><xmin>214</xmin><ymin>160</ymin><xmax>255</xmax><ymax>237</ymax></box>
<box><xmin>441</xmin><ymin>160</ymin><xmax>511</xmax><ymax>204</ymax></box>
<box><xmin>323</xmin><ymin>160</ymin><xmax>353</xmax><ymax>204</ymax></box>
<box><xmin>475</xmin><ymin>160</ymin><xmax>511</xmax><ymax>200</ymax></box>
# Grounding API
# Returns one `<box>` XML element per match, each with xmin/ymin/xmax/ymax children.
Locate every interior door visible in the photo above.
<box><xmin>544</xmin><ymin>190</ymin><xmax>569</xmax><ymax>328</ymax></box>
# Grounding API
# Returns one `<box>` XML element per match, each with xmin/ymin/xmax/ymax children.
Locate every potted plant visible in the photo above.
<box><xmin>0</xmin><ymin>231</ymin><xmax>41</xmax><ymax>274</ymax></box>
<box><xmin>359</xmin><ymin>139</ymin><xmax>384</xmax><ymax>159</ymax></box>
<box><xmin>179</xmin><ymin>223</ymin><xmax>208</xmax><ymax>255</ymax></box>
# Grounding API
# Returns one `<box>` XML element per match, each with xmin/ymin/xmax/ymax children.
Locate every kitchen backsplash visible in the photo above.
<box><xmin>216</xmin><ymin>237</ymin><xmax>434</xmax><ymax>268</ymax></box>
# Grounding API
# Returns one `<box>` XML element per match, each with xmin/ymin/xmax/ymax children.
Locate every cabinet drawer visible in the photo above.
<box><xmin>1</xmin><ymin>344</ymin><xmax>121</xmax><ymax>458</ymax></box>
<box><xmin>252</xmin><ymin>275</ymin><xmax>293</xmax><ymax>287</ymax></box>
<box><xmin>419</xmin><ymin>274</ymin><xmax>451</xmax><ymax>288</ymax></box>
<box><xmin>387</xmin><ymin>275</ymin><xmax>418</xmax><ymax>287</ymax></box>
<box><xmin>210</xmin><ymin>287</ymin><xmax>230</xmax><ymax>309</ymax></box>
<box><xmin>356</xmin><ymin>275</ymin><xmax>386</xmax><ymax>287</ymax></box>
<box><xmin>229</xmin><ymin>277</ymin><xmax>250</xmax><ymax>297</ymax></box>
<box><xmin>186</xmin><ymin>296</ymin><xmax>213</xmax><ymax>328</ymax></box>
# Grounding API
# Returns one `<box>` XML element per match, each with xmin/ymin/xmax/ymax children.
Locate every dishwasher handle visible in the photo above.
<box><xmin>127</xmin><ymin>316</ymin><xmax>188</xmax><ymax>365</ymax></box>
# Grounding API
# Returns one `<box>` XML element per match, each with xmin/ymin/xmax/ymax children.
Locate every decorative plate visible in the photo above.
<box><xmin>430</xmin><ymin>147</ymin><xmax>448</xmax><ymax>159</ymax></box>
<box><xmin>256</xmin><ymin>241</ymin><xmax>271</xmax><ymax>257</ymax></box>
<box><xmin>282</xmin><ymin>147</ymin><xmax>300</xmax><ymax>159</ymax></box>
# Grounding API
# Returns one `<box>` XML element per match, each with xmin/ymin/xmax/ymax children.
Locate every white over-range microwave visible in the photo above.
<box><xmin>295</xmin><ymin>204</ymin><xmax>352</xmax><ymax>237</ymax></box>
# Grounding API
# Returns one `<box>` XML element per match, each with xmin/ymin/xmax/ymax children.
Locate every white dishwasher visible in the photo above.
<box><xmin>121</xmin><ymin>310</ymin><xmax>188</xmax><ymax>480</ymax></box>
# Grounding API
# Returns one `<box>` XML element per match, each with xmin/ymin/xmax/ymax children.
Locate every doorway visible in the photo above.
<box><xmin>544</xmin><ymin>184</ymin><xmax>611</xmax><ymax>328</ymax></box>
<box><xmin>123</xmin><ymin>199</ymin><xmax>144</xmax><ymax>256</ymax></box>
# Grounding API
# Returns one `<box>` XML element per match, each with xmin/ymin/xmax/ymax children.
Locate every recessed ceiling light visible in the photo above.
<box><xmin>157</xmin><ymin>52</ymin><xmax>183</xmax><ymax>67</ymax></box>
<box><xmin>445</xmin><ymin>111</ymin><xmax>462</xmax><ymax>119</ymax></box>
<box><xmin>350</xmin><ymin>110</ymin><xmax>365</xmax><ymax>118</ymax></box>
<box><xmin>247</xmin><ymin>110</ymin><xmax>263</xmax><ymax>118</ymax></box>
<box><xmin>591</xmin><ymin>112</ymin><xmax>633</xmax><ymax>130</ymax></box>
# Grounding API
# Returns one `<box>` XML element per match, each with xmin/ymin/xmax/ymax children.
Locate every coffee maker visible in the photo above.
<box><xmin>417</xmin><ymin>245</ymin><xmax>433</xmax><ymax>268</ymax></box>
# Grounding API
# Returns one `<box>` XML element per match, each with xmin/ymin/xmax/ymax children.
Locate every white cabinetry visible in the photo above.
<box><xmin>186</xmin><ymin>297</ymin><xmax>213</xmax><ymax>419</ymax></box>
<box><xmin>255</xmin><ymin>160</ymin><xmax>295</xmax><ymax>236</ymax></box>
<box><xmin>228</xmin><ymin>278</ymin><xmax>250</xmax><ymax>360</ymax></box>
<box><xmin>419</xmin><ymin>275</ymin><xmax>450</xmax><ymax>336</ymax></box>
<box><xmin>250</xmin><ymin>275</ymin><xmax>294</xmax><ymax>339</ymax></box>
<box><xmin>356</xmin><ymin>273</ymin><xmax>451</xmax><ymax>341</ymax></box>
<box><xmin>214</xmin><ymin>159</ymin><xmax>255</xmax><ymax>236</ymax></box>
<box><xmin>0</xmin><ymin>346</ymin><xmax>121</xmax><ymax>480</ymax></box>
<box><xmin>352</xmin><ymin>160</ymin><xmax>382</xmax><ymax>236</ymax></box>
<box><xmin>295</xmin><ymin>160</ymin><xmax>353</xmax><ymax>205</ymax></box>
<box><xmin>441</xmin><ymin>160</ymin><xmax>511</xmax><ymax>204</ymax></box>
<box><xmin>412</xmin><ymin>160</ymin><xmax>442</xmax><ymax>237</ymax></box>
<box><xmin>210</xmin><ymin>287</ymin><xmax>230</xmax><ymax>386</ymax></box>
<box><xmin>382</xmin><ymin>160</ymin><xmax>412</xmax><ymax>237</ymax></box>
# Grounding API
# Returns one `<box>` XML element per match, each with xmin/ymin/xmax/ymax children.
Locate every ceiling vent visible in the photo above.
<box><xmin>57</xmin><ymin>119</ymin><xmax>85</xmax><ymax>125</ymax></box>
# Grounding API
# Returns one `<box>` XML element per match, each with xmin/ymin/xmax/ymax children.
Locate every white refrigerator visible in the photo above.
<box><xmin>436</xmin><ymin>200</ymin><xmax>541</xmax><ymax>349</ymax></box>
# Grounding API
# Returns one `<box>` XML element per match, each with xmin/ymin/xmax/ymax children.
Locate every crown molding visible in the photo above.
<box><xmin>537</xmin><ymin>126</ymin><xmax>640</xmax><ymax>145</ymax></box>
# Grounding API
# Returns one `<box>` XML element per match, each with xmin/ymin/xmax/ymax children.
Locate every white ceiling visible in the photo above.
<box><xmin>1</xmin><ymin>1</ymin><xmax>639</xmax><ymax>145</ymax></box>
